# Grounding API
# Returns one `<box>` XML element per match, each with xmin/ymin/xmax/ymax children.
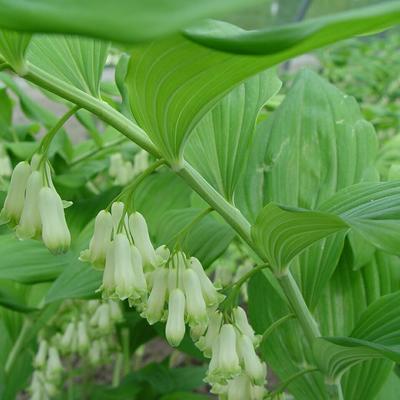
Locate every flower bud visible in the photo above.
<box><xmin>237</xmin><ymin>334</ymin><xmax>266</xmax><ymax>385</ymax></box>
<box><xmin>77</xmin><ymin>321</ymin><xmax>89</xmax><ymax>353</ymax></box>
<box><xmin>129</xmin><ymin>212</ymin><xmax>158</xmax><ymax>269</ymax></box>
<box><xmin>113</xmin><ymin>233</ymin><xmax>136</xmax><ymax>300</ymax></box>
<box><xmin>90</xmin><ymin>303</ymin><xmax>112</xmax><ymax>334</ymax></box>
<box><xmin>39</xmin><ymin>187</ymin><xmax>71</xmax><ymax>254</ymax></box>
<box><xmin>109</xmin><ymin>153</ymin><xmax>124</xmax><ymax>177</ymax></box>
<box><xmin>108</xmin><ymin>300</ymin><xmax>123</xmax><ymax>322</ymax></box>
<box><xmin>196</xmin><ymin>311</ymin><xmax>222</xmax><ymax>357</ymax></box>
<box><xmin>217</xmin><ymin>324</ymin><xmax>241</xmax><ymax>380</ymax></box>
<box><xmin>33</xmin><ymin>339</ymin><xmax>48</xmax><ymax>368</ymax></box>
<box><xmin>143</xmin><ymin>268</ymin><xmax>168</xmax><ymax>324</ymax></box>
<box><xmin>46</xmin><ymin>347</ymin><xmax>63</xmax><ymax>382</ymax></box>
<box><xmin>189</xmin><ymin>257</ymin><xmax>224</xmax><ymax>306</ymax></box>
<box><xmin>233</xmin><ymin>307</ymin><xmax>260</xmax><ymax>347</ymax></box>
<box><xmin>166</xmin><ymin>288</ymin><xmax>186</xmax><ymax>347</ymax></box>
<box><xmin>16</xmin><ymin>171</ymin><xmax>43</xmax><ymax>239</ymax></box>
<box><xmin>0</xmin><ymin>161</ymin><xmax>31</xmax><ymax>224</ymax></box>
<box><xmin>80</xmin><ymin>210</ymin><xmax>113</xmax><ymax>269</ymax></box>
<box><xmin>183</xmin><ymin>269</ymin><xmax>207</xmax><ymax>326</ymax></box>
<box><xmin>132</xmin><ymin>150</ymin><xmax>148</xmax><ymax>175</ymax></box>
<box><xmin>100</xmin><ymin>241</ymin><xmax>116</xmax><ymax>297</ymax></box>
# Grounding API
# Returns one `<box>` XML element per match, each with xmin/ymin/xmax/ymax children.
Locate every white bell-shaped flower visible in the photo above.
<box><xmin>90</xmin><ymin>303</ymin><xmax>112</xmax><ymax>334</ymax></box>
<box><xmin>33</xmin><ymin>339</ymin><xmax>48</xmax><ymax>368</ymax></box>
<box><xmin>100</xmin><ymin>241</ymin><xmax>116</xmax><ymax>297</ymax></box>
<box><xmin>189</xmin><ymin>257</ymin><xmax>224</xmax><ymax>306</ymax></box>
<box><xmin>129</xmin><ymin>212</ymin><xmax>158</xmax><ymax>269</ymax></box>
<box><xmin>16</xmin><ymin>171</ymin><xmax>43</xmax><ymax>239</ymax></box>
<box><xmin>217</xmin><ymin>324</ymin><xmax>241</xmax><ymax>380</ymax></box>
<box><xmin>77</xmin><ymin>321</ymin><xmax>89</xmax><ymax>353</ymax></box>
<box><xmin>46</xmin><ymin>347</ymin><xmax>63</xmax><ymax>382</ymax></box>
<box><xmin>59</xmin><ymin>322</ymin><xmax>75</xmax><ymax>353</ymax></box>
<box><xmin>109</xmin><ymin>153</ymin><xmax>124</xmax><ymax>177</ymax></box>
<box><xmin>250</xmin><ymin>383</ymin><xmax>267</xmax><ymax>400</ymax></box>
<box><xmin>113</xmin><ymin>233</ymin><xmax>136</xmax><ymax>300</ymax></box>
<box><xmin>144</xmin><ymin>268</ymin><xmax>168</xmax><ymax>324</ymax></box>
<box><xmin>183</xmin><ymin>268</ymin><xmax>207</xmax><ymax>327</ymax></box>
<box><xmin>233</xmin><ymin>307</ymin><xmax>260</xmax><ymax>347</ymax></box>
<box><xmin>0</xmin><ymin>161</ymin><xmax>31</xmax><ymax>224</ymax></box>
<box><xmin>39</xmin><ymin>187</ymin><xmax>71</xmax><ymax>254</ymax></box>
<box><xmin>130</xmin><ymin>244</ymin><xmax>148</xmax><ymax>297</ymax></box>
<box><xmin>88</xmin><ymin>340</ymin><xmax>102</xmax><ymax>365</ymax></box>
<box><xmin>111</xmin><ymin>201</ymin><xmax>126</xmax><ymax>232</ymax></box>
<box><xmin>80</xmin><ymin>210</ymin><xmax>113</xmax><ymax>269</ymax></box>
<box><xmin>227</xmin><ymin>374</ymin><xmax>252</xmax><ymax>400</ymax></box>
<box><xmin>166</xmin><ymin>288</ymin><xmax>186</xmax><ymax>347</ymax></box>
<box><xmin>108</xmin><ymin>300</ymin><xmax>123</xmax><ymax>322</ymax></box>
<box><xmin>237</xmin><ymin>334</ymin><xmax>266</xmax><ymax>386</ymax></box>
<box><xmin>196</xmin><ymin>311</ymin><xmax>222</xmax><ymax>357</ymax></box>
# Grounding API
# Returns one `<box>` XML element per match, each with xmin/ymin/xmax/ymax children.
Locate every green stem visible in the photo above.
<box><xmin>112</xmin><ymin>353</ymin><xmax>124</xmax><ymax>387</ymax></box>
<box><xmin>5</xmin><ymin>319</ymin><xmax>32</xmax><ymax>374</ymax></box>
<box><xmin>277</xmin><ymin>272</ymin><xmax>321</xmax><ymax>343</ymax></box>
<box><xmin>40</xmin><ymin>104</ymin><xmax>80</xmax><ymax>155</ymax></box>
<box><xmin>261</xmin><ymin>313</ymin><xmax>295</xmax><ymax>344</ymax></box>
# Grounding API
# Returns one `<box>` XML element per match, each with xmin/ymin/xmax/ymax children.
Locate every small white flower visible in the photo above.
<box><xmin>111</xmin><ymin>201</ymin><xmax>126</xmax><ymax>232</ymax></box>
<box><xmin>46</xmin><ymin>347</ymin><xmax>63</xmax><ymax>382</ymax></box>
<box><xmin>216</xmin><ymin>324</ymin><xmax>241</xmax><ymax>381</ymax></box>
<box><xmin>100</xmin><ymin>241</ymin><xmax>116</xmax><ymax>297</ymax></box>
<box><xmin>0</xmin><ymin>161</ymin><xmax>31</xmax><ymax>224</ymax></box>
<box><xmin>166</xmin><ymin>288</ymin><xmax>186</xmax><ymax>347</ymax></box>
<box><xmin>183</xmin><ymin>268</ymin><xmax>207</xmax><ymax>327</ymax></box>
<box><xmin>237</xmin><ymin>334</ymin><xmax>266</xmax><ymax>386</ymax></box>
<box><xmin>144</xmin><ymin>268</ymin><xmax>168</xmax><ymax>324</ymax></box>
<box><xmin>196</xmin><ymin>311</ymin><xmax>222</xmax><ymax>358</ymax></box>
<box><xmin>88</xmin><ymin>340</ymin><xmax>102</xmax><ymax>365</ymax></box>
<box><xmin>77</xmin><ymin>321</ymin><xmax>89</xmax><ymax>353</ymax></box>
<box><xmin>129</xmin><ymin>212</ymin><xmax>159</xmax><ymax>269</ymax></box>
<box><xmin>39</xmin><ymin>187</ymin><xmax>71</xmax><ymax>254</ymax></box>
<box><xmin>59</xmin><ymin>322</ymin><xmax>75</xmax><ymax>353</ymax></box>
<box><xmin>80</xmin><ymin>210</ymin><xmax>113</xmax><ymax>269</ymax></box>
<box><xmin>16</xmin><ymin>171</ymin><xmax>43</xmax><ymax>239</ymax></box>
<box><xmin>113</xmin><ymin>233</ymin><xmax>137</xmax><ymax>300</ymax></box>
<box><xmin>108</xmin><ymin>300</ymin><xmax>123</xmax><ymax>322</ymax></box>
<box><xmin>33</xmin><ymin>339</ymin><xmax>48</xmax><ymax>368</ymax></box>
<box><xmin>130</xmin><ymin>244</ymin><xmax>148</xmax><ymax>297</ymax></box>
<box><xmin>233</xmin><ymin>307</ymin><xmax>260</xmax><ymax>347</ymax></box>
<box><xmin>227</xmin><ymin>374</ymin><xmax>252</xmax><ymax>400</ymax></box>
<box><xmin>90</xmin><ymin>303</ymin><xmax>112</xmax><ymax>333</ymax></box>
<box><xmin>189</xmin><ymin>257</ymin><xmax>224</xmax><ymax>306</ymax></box>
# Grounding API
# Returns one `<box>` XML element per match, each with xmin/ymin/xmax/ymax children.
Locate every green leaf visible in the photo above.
<box><xmin>185</xmin><ymin>69</ymin><xmax>281</xmax><ymax>200</ymax></box>
<box><xmin>317</xmin><ymin>291</ymin><xmax>400</xmax><ymax>379</ymax></box>
<box><xmin>0</xmin><ymin>29</ymin><xmax>30</xmax><ymax>73</ymax></box>
<box><xmin>0</xmin><ymin>233</ymin><xmax>73</xmax><ymax>284</ymax></box>
<box><xmin>0</xmin><ymin>0</ymin><xmax>264</xmax><ymax>43</ymax></box>
<box><xmin>0</xmin><ymin>281</ymin><xmax>38</xmax><ymax>313</ymax></box>
<box><xmin>27</xmin><ymin>35</ymin><xmax>109</xmax><ymax>97</ymax></box>
<box><xmin>44</xmin><ymin>261</ymin><xmax>101</xmax><ymax>304</ymax></box>
<box><xmin>156</xmin><ymin>208</ymin><xmax>235</xmax><ymax>268</ymax></box>
<box><xmin>251</xmin><ymin>203</ymin><xmax>348</xmax><ymax>270</ymax></box>
<box><xmin>185</xmin><ymin>2</ymin><xmax>400</xmax><ymax>54</ymax></box>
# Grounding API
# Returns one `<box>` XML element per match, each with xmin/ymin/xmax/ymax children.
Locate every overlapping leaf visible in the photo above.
<box><xmin>27</xmin><ymin>35</ymin><xmax>109</xmax><ymax>97</ymax></box>
<box><xmin>0</xmin><ymin>0</ymin><xmax>264</xmax><ymax>43</ymax></box>
<box><xmin>185</xmin><ymin>69</ymin><xmax>281</xmax><ymax>200</ymax></box>
<box><xmin>0</xmin><ymin>29</ymin><xmax>30</xmax><ymax>73</ymax></box>
<box><xmin>185</xmin><ymin>2</ymin><xmax>400</xmax><ymax>54</ymax></box>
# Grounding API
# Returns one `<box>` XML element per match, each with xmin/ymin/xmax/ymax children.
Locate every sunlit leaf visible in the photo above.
<box><xmin>0</xmin><ymin>29</ymin><xmax>30</xmax><ymax>74</ymax></box>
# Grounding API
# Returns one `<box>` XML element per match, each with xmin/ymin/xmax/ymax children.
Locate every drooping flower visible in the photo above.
<box><xmin>39</xmin><ymin>187</ymin><xmax>71</xmax><ymax>254</ymax></box>
<box><xmin>59</xmin><ymin>322</ymin><xmax>76</xmax><ymax>353</ymax></box>
<box><xmin>80</xmin><ymin>210</ymin><xmax>113</xmax><ymax>269</ymax></box>
<box><xmin>33</xmin><ymin>339</ymin><xmax>48</xmax><ymax>368</ymax></box>
<box><xmin>196</xmin><ymin>311</ymin><xmax>222</xmax><ymax>357</ymax></box>
<box><xmin>166</xmin><ymin>288</ymin><xmax>186</xmax><ymax>347</ymax></box>
<box><xmin>144</xmin><ymin>268</ymin><xmax>168</xmax><ymax>324</ymax></box>
<box><xmin>0</xmin><ymin>161</ymin><xmax>31</xmax><ymax>224</ymax></box>
<box><xmin>233</xmin><ymin>306</ymin><xmax>261</xmax><ymax>347</ymax></box>
<box><xmin>100</xmin><ymin>241</ymin><xmax>116</xmax><ymax>298</ymax></box>
<box><xmin>130</xmin><ymin>244</ymin><xmax>148</xmax><ymax>299</ymax></box>
<box><xmin>46</xmin><ymin>347</ymin><xmax>63</xmax><ymax>382</ymax></box>
<box><xmin>77</xmin><ymin>321</ymin><xmax>89</xmax><ymax>353</ymax></box>
<box><xmin>16</xmin><ymin>171</ymin><xmax>43</xmax><ymax>239</ymax></box>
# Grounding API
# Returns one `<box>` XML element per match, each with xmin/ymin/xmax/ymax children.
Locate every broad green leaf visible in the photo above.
<box><xmin>0</xmin><ymin>0</ymin><xmax>264</xmax><ymax>43</ymax></box>
<box><xmin>185</xmin><ymin>69</ymin><xmax>281</xmax><ymax>200</ymax></box>
<box><xmin>27</xmin><ymin>35</ymin><xmax>109</xmax><ymax>97</ymax></box>
<box><xmin>156</xmin><ymin>208</ymin><xmax>235</xmax><ymax>267</ymax></box>
<box><xmin>0</xmin><ymin>233</ymin><xmax>74</xmax><ymax>284</ymax></box>
<box><xmin>185</xmin><ymin>2</ymin><xmax>400</xmax><ymax>54</ymax></box>
<box><xmin>0</xmin><ymin>281</ymin><xmax>38</xmax><ymax>313</ymax></box>
<box><xmin>0</xmin><ymin>29</ymin><xmax>30</xmax><ymax>74</ymax></box>
<box><xmin>376</xmin><ymin>372</ymin><xmax>400</xmax><ymax>400</ymax></box>
<box><xmin>319</xmin><ymin>181</ymin><xmax>400</xmax><ymax>255</ymax></box>
<box><xmin>251</xmin><ymin>203</ymin><xmax>348</xmax><ymax>270</ymax></box>
<box><xmin>44</xmin><ymin>261</ymin><xmax>101</xmax><ymax>304</ymax></box>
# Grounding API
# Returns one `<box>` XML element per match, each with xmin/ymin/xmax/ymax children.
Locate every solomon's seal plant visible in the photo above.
<box><xmin>0</xmin><ymin>1</ymin><xmax>400</xmax><ymax>399</ymax></box>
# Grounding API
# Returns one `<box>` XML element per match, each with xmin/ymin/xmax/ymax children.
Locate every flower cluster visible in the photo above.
<box><xmin>0</xmin><ymin>155</ymin><xmax>71</xmax><ymax>254</ymax></box>
<box><xmin>108</xmin><ymin>150</ymin><xmax>149</xmax><ymax>186</ymax></box>
<box><xmin>29</xmin><ymin>300</ymin><xmax>123</xmax><ymax>399</ymax></box>
<box><xmin>197</xmin><ymin>307</ymin><xmax>267</xmax><ymax>400</ymax></box>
